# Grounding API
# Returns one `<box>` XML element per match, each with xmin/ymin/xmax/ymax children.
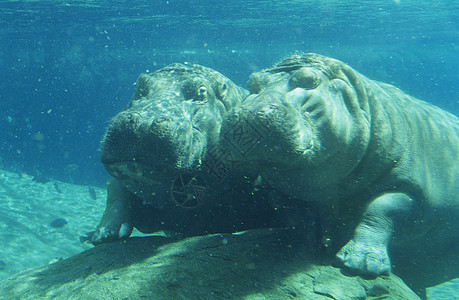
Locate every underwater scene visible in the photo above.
<box><xmin>0</xmin><ymin>0</ymin><xmax>458</xmax><ymax>299</ymax></box>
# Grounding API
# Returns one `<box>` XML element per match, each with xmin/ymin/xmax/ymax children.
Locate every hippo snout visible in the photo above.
<box><xmin>254</xmin><ymin>103</ymin><xmax>289</xmax><ymax>127</ymax></box>
<box><xmin>100</xmin><ymin>107</ymin><xmax>208</xmax><ymax>202</ymax></box>
<box><xmin>253</xmin><ymin>103</ymin><xmax>315</xmax><ymax>156</ymax></box>
<box><xmin>101</xmin><ymin>109</ymin><xmax>205</xmax><ymax>172</ymax></box>
<box><xmin>222</xmin><ymin>101</ymin><xmax>315</xmax><ymax>168</ymax></box>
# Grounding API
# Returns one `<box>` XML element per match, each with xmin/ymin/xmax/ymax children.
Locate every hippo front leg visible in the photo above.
<box><xmin>337</xmin><ymin>193</ymin><xmax>414</xmax><ymax>275</ymax></box>
<box><xmin>91</xmin><ymin>179</ymin><xmax>134</xmax><ymax>245</ymax></box>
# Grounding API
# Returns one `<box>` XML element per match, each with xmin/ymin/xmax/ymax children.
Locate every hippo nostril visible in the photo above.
<box><xmin>154</xmin><ymin>116</ymin><xmax>170</xmax><ymax>124</ymax></box>
<box><xmin>258</xmin><ymin>104</ymin><xmax>281</xmax><ymax>115</ymax></box>
<box><xmin>127</xmin><ymin>112</ymin><xmax>141</xmax><ymax>119</ymax></box>
<box><xmin>149</xmin><ymin>116</ymin><xmax>173</xmax><ymax>133</ymax></box>
<box><xmin>125</xmin><ymin>112</ymin><xmax>142</xmax><ymax>128</ymax></box>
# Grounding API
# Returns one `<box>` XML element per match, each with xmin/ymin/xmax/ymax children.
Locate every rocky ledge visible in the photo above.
<box><xmin>0</xmin><ymin>228</ymin><xmax>419</xmax><ymax>299</ymax></box>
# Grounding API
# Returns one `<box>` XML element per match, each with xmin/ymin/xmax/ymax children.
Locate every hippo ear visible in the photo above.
<box><xmin>216</xmin><ymin>82</ymin><xmax>228</xmax><ymax>100</ymax></box>
<box><xmin>132</xmin><ymin>74</ymin><xmax>152</xmax><ymax>99</ymax></box>
<box><xmin>247</xmin><ymin>73</ymin><xmax>265</xmax><ymax>94</ymax></box>
<box><xmin>216</xmin><ymin>81</ymin><xmax>239</xmax><ymax>111</ymax></box>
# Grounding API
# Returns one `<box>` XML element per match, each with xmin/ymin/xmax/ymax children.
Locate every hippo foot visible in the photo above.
<box><xmin>336</xmin><ymin>239</ymin><xmax>391</xmax><ymax>275</ymax></box>
<box><xmin>90</xmin><ymin>222</ymin><xmax>133</xmax><ymax>245</ymax></box>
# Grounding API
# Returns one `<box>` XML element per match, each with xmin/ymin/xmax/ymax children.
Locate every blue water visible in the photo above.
<box><xmin>0</xmin><ymin>0</ymin><xmax>458</xmax><ymax>298</ymax></box>
<box><xmin>0</xmin><ymin>0</ymin><xmax>457</xmax><ymax>186</ymax></box>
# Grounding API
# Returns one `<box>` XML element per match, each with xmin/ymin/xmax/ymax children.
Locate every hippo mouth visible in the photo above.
<box><xmin>105</xmin><ymin>161</ymin><xmax>172</xmax><ymax>185</ymax></box>
<box><xmin>100</xmin><ymin>113</ymin><xmax>209</xmax><ymax>205</ymax></box>
<box><xmin>255</xmin><ymin>135</ymin><xmax>316</xmax><ymax>168</ymax></box>
<box><xmin>104</xmin><ymin>161</ymin><xmax>179</xmax><ymax>207</ymax></box>
<box><xmin>301</xmin><ymin>138</ymin><xmax>316</xmax><ymax>156</ymax></box>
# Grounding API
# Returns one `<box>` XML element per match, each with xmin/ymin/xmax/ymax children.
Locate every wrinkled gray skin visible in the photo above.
<box><xmin>91</xmin><ymin>63</ymin><xmax>249</xmax><ymax>244</ymax></box>
<box><xmin>220</xmin><ymin>53</ymin><xmax>459</xmax><ymax>276</ymax></box>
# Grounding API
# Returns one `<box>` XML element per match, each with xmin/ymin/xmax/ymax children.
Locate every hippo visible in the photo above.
<box><xmin>220</xmin><ymin>53</ymin><xmax>459</xmax><ymax>278</ymax></box>
<box><xmin>91</xmin><ymin>63</ymin><xmax>313</xmax><ymax>245</ymax></box>
<box><xmin>91</xmin><ymin>63</ymin><xmax>247</xmax><ymax>243</ymax></box>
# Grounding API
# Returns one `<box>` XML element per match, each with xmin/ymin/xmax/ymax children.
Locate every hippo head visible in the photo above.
<box><xmin>221</xmin><ymin>53</ymin><xmax>371</xmax><ymax>194</ymax></box>
<box><xmin>101</xmin><ymin>63</ymin><xmax>248</xmax><ymax>205</ymax></box>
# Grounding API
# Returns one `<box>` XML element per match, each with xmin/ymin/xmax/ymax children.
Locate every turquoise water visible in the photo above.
<box><xmin>0</xmin><ymin>0</ymin><xmax>457</xmax><ymax>185</ymax></box>
<box><xmin>0</xmin><ymin>1</ymin><xmax>458</xmax><ymax>298</ymax></box>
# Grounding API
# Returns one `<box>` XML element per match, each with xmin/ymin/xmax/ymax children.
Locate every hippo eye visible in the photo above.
<box><xmin>194</xmin><ymin>86</ymin><xmax>207</xmax><ymax>101</ymax></box>
<box><xmin>181</xmin><ymin>79</ymin><xmax>208</xmax><ymax>102</ymax></box>
<box><xmin>289</xmin><ymin>68</ymin><xmax>321</xmax><ymax>90</ymax></box>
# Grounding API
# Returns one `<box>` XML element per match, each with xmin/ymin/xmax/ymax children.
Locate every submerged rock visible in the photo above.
<box><xmin>49</xmin><ymin>218</ymin><xmax>68</xmax><ymax>228</ymax></box>
<box><xmin>0</xmin><ymin>228</ymin><xmax>420</xmax><ymax>299</ymax></box>
<box><xmin>88</xmin><ymin>187</ymin><xmax>97</xmax><ymax>201</ymax></box>
<box><xmin>0</xmin><ymin>260</ymin><xmax>6</xmax><ymax>271</ymax></box>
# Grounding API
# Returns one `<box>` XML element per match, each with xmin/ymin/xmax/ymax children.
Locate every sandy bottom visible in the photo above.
<box><xmin>426</xmin><ymin>278</ymin><xmax>459</xmax><ymax>300</ymax></box>
<box><xmin>0</xmin><ymin>169</ymin><xmax>108</xmax><ymax>281</ymax></box>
